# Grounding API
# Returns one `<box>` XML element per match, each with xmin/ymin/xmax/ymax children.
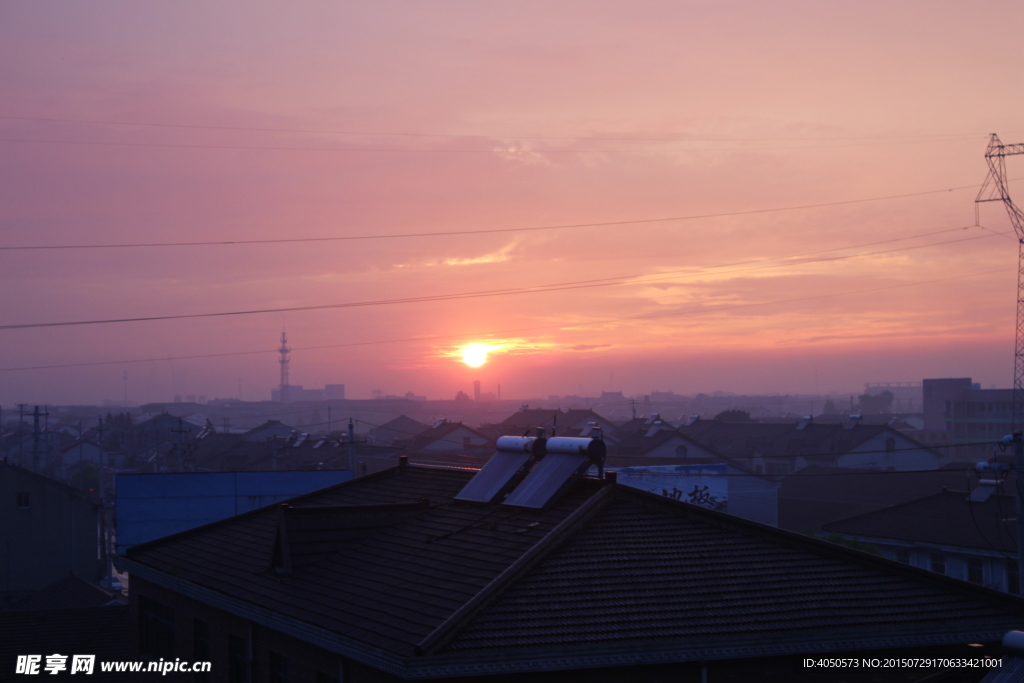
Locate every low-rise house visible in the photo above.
<box><xmin>118</xmin><ymin>458</ymin><xmax>1024</xmax><ymax>681</ymax></box>
<box><xmin>0</xmin><ymin>462</ymin><xmax>100</xmax><ymax>605</ymax></box>
<box><xmin>492</xmin><ymin>407</ymin><xmax>617</xmax><ymax>439</ymax></box>
<box><xmin>822</xmin><ymin>485</ymin><xmax>1022</xmax><ymax>594</ymax></box>
<box><xmin>678</xmin><ymin>417</ymin><xmax>941</xmax><ymax>474</ymax></box>
<box><xmin>778</xmin><ymin>464</ymin><xmax>977</xmax><ymax>533</ymax></box>
<box><xmin>368</xmin><ymin>415</ymin><xmax>428</xmax><ymax>447</ymax></box>
<box><xmin>406</xmin><ymin>419</ymin><xmax>492</xmax><ymax>454</ymax></box>
<box><xmin>612</xmin><ymin>421</ymin><xmax>717</xmax><ymax>459</ymax></box>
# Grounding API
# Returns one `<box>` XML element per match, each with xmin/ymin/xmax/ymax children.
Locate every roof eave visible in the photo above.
<box><xmin>109</xmin><ymin>557</ymin><xmax>1024</xmax><ymax>679</ymax></box>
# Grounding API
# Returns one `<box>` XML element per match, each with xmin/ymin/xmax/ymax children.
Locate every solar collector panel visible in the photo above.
<box><xmin>454</xmin><ymin>452</ymin><xmax>534</xmax><ymax>504</ymax></box>
<box><xmin>454</xmin><ymin>436</ymin><xmax>543</xmax><ymax>504</ymax></box>
<box><xmin>502</xmin><ymin>453</ymin><xmax>590</xmax><ymax>509</ymax></box>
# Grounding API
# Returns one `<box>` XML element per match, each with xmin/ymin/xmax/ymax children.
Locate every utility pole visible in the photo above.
<box><xmin>17</xmin><ymin>404</ymin><xmax>26</xmax><ymax>467</ymax></box>
<box><xmin>327</xmin><ymin>406</ymin><xmax>332</xmax><ymax>435</ymax></box>
<box><xmin>96</xmin><ymin>418</ymin><xmax>106</xmax><ymax>503</ymax></box>
<box><xmin>31</xmin><ymin>405</ymin><xmax>47</xmax><ymax>472</ymax></box>
<box><xmin>172</xmin><ymin>418</ymin><xmax>189</xmax><ymax>472</ymax></box>
<box><xmin>348</xmin><ymin>418</ymin><xmax>355</xmax><ymax>474</ymax></box>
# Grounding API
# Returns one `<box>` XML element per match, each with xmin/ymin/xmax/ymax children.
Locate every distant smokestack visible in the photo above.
<box><xmin>474</xmin><ymin>380</ymin><xmax>481</xmax><ymax>403</ymax></box>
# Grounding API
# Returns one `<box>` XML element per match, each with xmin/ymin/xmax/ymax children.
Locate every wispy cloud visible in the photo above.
<box><xmin>441</xmin><ymin>242</ymin><xmax>517</xmax><ymax>266</ymax></box>
<box><xmin>566</xmin><ymin>343</ymin><xmax>611</xmax><ymax>352</ymax></box>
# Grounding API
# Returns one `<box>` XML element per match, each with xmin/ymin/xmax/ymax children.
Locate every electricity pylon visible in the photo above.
<box><xmin>977</xmin><ymin>133</ymin><xmax>1024</xmax><ymax>594</ymax></box>
<box><xmin>976</xmin><ymin>134</ymin><xmax>1024</xmax><ymax>429</ymax></box>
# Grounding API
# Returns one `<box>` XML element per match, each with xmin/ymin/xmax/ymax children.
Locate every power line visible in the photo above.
<box><xmin>0</xmin><ymin>114</ymin><xmax>997</xmax><ymax>143</ymax></box>
<box><xmin>0</xmin><ymin>134</ymin><xmax>994</xmax><ymax>156</ymax></box>
<box><xmin>0</xmin><ymin>266</ymin><xmax>1011</xmax><ymax>372</ymax></box>
<box><xmin>0</xmin><ymin>183</ymin><xmax>997</xmax><ymax>251</ymax></box>
<box><xmin>0</xmin><ymin>228</ymin><xmax>1007</xmax><ymax>332</ymax></box>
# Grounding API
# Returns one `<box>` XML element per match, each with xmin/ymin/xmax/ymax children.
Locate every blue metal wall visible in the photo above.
<box><xmin>115</xmin><ymin>470</ymin><xmax>351</xmax><ymax>552</ymax></box>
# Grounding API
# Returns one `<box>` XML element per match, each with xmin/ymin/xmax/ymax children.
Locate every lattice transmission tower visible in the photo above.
<box><xmin>279</xmin><ymin>331</ymin><xmax>290</xmax><ymax>403</ymax></box>
<box><xmin>976</xmin><ymin>134</ymin><xmax>1024</xmax><ymax>428</ymax></box>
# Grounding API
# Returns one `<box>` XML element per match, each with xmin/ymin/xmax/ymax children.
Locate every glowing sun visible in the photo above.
<box><xmin>460</xmin><ymin>343</ymin><xmax>491</xmax><ymax>367</ymax></box>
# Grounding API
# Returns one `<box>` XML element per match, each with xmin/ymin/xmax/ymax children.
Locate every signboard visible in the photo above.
<box><xmin>615</xmin><ymin>464</ymin><xmax>729</xmax><ymax>512</ymax></box>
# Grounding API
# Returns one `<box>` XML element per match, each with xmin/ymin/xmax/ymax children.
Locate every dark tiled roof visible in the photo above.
<box><xmin>407</xmin><ymin>421</ymin><xmax>491</xmax><ymax>452</ymax></box>
<box><xmin>778</xmin><ymin>465</ymin><xmax>972</xmax><ymax>532</ymax></box>
<box><xmin>822</xmin><ymin>490</ymin><xmax>1017</xmax><ymax>552</ymax></box>
<box><xmin>6</xmin><ymin>576</ymin><xmax>120</xmax><ymax>612</ymax></box>
<box><xmin>123</xmin><ymin>464</ymin><xmax>1024</xmax><ymax>672</ymax></box>
<box><xmin>678</xmin><ymin>420</ymin><xmax>934</xmax><ymax>462</ymax></box>
<box><xmin>612</xmin><ymin>426</ymin><xmax>703</xmax><ymax>457</ymax></box>
<box><xmin>126</xmin><ymin>466</ymin><xmax>596</xmax><ymax>656</ymax></box>
<box><xmin>444</xmin><ymin>492</ymin><xmax>1019</xmax><ymax>653</ymax></box>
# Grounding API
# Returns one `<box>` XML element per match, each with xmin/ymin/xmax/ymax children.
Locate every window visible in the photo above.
<box><xmin>228</xmin><ymin>634</ymin><xmax>248</xmax><ymax>683</ymax></box>
<box><xmin>269</xmin><ymin>652</ymin><xmax>289</xmax><ymax>683</ymax></box>
<box><xmin>895</xmin><ymin>549</ymin><xmax>910</xmax><ymax>564</ymax></box>
<box><xmin>1009</xmin><ymin>562</ymin><xmax>1020</xmax><ymax>595</ymax></box>
<box><xmin>967</xmin><ymin>558</ymin><xmax>984</xmax><ymax>585</ymax></box>
<box><xmin>193</xmin><ymin>620</ymin><xmax>209</xmax><ymax>683</ymax></box>
<box><xmin>16</xmin><ymin>492</ymin><xmax>29</xmax><ymax>509</ymax></box>
<box><xmin>139</xmin><ymin>596</ymin><xmax>175</xmax><ymax>659</ymax></box>
<box><xmin>884</xmin><ymin>438</ymin><xmax>895</xmax><ymax>454</ymax></box>
<box><xmin>930</xmin><ymin>553</ymin><xmax>946</xmax><ymax>575</ymax></box>
<box><xmin>675</xmin><ymin>445</ymin><xmax>689</xmax><ymax>456</ymax></box>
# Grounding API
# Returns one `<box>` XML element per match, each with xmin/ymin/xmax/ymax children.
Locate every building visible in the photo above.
<box><xmin>0</xmin><ymin>461</ymin><xmax>100</xmax><ymax>605</ymax></box>
<box><xmin>271</xmin><ymin>384</ymin><xmax>346</xmax><ymax>402</ymax></box>
<box><xmin>118</xmin><ymin>457</ymin><xmax>1024</xmax><ymax>681</ymax></box>
<box><xmin>368</xmin><ymin>415</ymin><xmax>428</xmax><ymax>448</ymax></box>
<box><xmin>677</xmin><ymin>417</ymin><xmax>941</xmax><ymax>475</ymax></box>
<box><xmin>613</xmin><ymin>462</ymin><xmax>779</xmax><ymax>526</ymax></box>
<box><xmin>822</xmin><ymin>484</ymin><xmax>1022</xmax><ymax>594</ymax></box>
<box><xmin>491</xmin><ymin>408</ymin><xmax>617</xmax><ymax>439</ymax></box>
<box><xmin>115</xmin><ymin>470</ymin><xmax>352</xmax><ymax>553</ymax></box>
<box><xmin>923</xmin><ymin>377</ymin><xmax>1011</xmax><ymax>459</ymax></box>
<box><xmin>778</xmin><ymin>464</ymin><xmax>979</xmax><ymax>533</ymax></box>
<box><xmin>405</xmin><ymin>419</ymin><xmax>492</xmax><ymax>454</ymax></box>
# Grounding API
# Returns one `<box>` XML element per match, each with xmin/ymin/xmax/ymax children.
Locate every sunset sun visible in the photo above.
<box><xmin>460</xmin><ymin>343</ymin><xmax>490</xmax><ymax>367</ymax></box>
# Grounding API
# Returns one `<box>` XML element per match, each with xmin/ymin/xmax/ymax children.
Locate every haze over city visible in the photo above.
<box><xmin>2</xmin><ymin>1</ymin><xmax>1023</xmax><ymax>405</ymax></box>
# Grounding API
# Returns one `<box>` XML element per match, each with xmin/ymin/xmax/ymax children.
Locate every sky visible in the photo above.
<box><xmin>2</xmin><ymin>0</ymin><xmax>1024</xmax><ymax>405</ymax></box>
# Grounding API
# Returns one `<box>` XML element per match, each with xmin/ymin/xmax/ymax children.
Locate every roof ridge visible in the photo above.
<box><xmin>416</xmin><ymin>482</ymin><xmax>616</xmax><ymax>656</ymax></box>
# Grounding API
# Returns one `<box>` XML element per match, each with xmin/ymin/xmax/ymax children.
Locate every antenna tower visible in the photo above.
<box><xmin>976</xmin><ymin>134</ymin><xmax>1024</xmax><ymax>428</ymax></box>
<box><xmin>279</xmin><ymin>331</ymin><xmax>291</xmax><ymax>403</ymax></box>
